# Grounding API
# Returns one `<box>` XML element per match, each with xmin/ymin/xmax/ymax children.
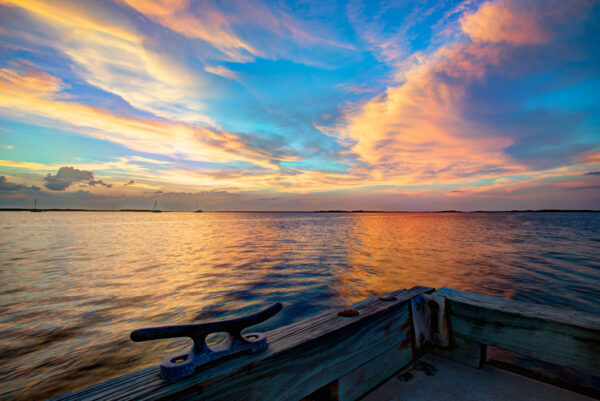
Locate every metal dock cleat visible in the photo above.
<box><xmin>130</xmin><ymin>302</ymin><xmax>282</xmax><ymax>381</ymax></box>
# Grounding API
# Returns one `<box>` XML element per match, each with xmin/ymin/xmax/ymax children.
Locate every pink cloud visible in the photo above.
<box><xmin>460</xmin><ymin>1</ymin><xmax>548</xmax><ymax>45</ymax></box>
<box><xmin>0</xmin><ymin>63</ymin><xmax>293</xmax><ymax>170</ymax></box>
<box><xmin>460</xmin><ymin>0</ymin><xmax>594</xmax><ymax>45</ymax></box>
<box><xmin>329</xmin><ymin>0</ymin><xmax>596</xmax><ymax>189</ymax></box>
<box><xmin>120</xmin><ymin>0</ymin><xmax>259</xmax><ymax>62</ymax></box>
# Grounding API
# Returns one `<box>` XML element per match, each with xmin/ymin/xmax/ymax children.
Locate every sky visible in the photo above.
<box><xmin>0</xmin><ymin>0</ymin><xmax>599</xmax><ymax>211</ymax></box>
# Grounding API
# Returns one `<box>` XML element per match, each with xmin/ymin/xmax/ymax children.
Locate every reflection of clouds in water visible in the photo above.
<box><xmin>1</xmin><ymin>212</ymin><xmax>599</xmax><ymax>399</ymax></box>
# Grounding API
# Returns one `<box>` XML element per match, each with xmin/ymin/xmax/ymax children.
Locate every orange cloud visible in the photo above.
<box><xmin>328</xmin><ymin>0</ymin><xmax>587</xmax><ymax>188</ymax></box>
<box><xmin>336</xmin><ymin>44</ymin><xmax>521</xmax><ymax>187</ymax></box>
<box><xmin>0</xmin><ymin>63</ymin><xmax>63</xmax><ymax>94</ymax></box>
<box><xmin>3</xmin><ymin>0</ymin><xmax>214</xmax><ymax>125</ymax></box>
<box><xmin>58</xmin><ymin>28</ymin><xmax>212</xmax><ymax>125</ymax></box>
<box><xmin>460</xmin><ymin>1</ymin><xmax>549</xmax><ymax>44</ymax></box>
<box><xmin>236</xmin><ymin>1</ymin><xmax>354</xmax><ymax>51</ymax></box>
<box><xmin>120</xmin><ymin>0</ymin><xmax>352</xmax><ymax>65</ymax></box>
<box><xmin>120</xmin><ymin>0</ymin><xmax>259</xmax><ymax>62</ymax></box>
<box><xmin>204</xmin><ymin>65</ymin><xmax>237</xmax><ymax>80</ymax></box>
<box><xmin>158</xmin><ymin>166</ymin><xmax>369</xmax><ymax>193</ymax></box>
<box><xmin>0</xmin><ymin>64</ymin><xmax>289</xmax><ymax>170</ymax></box>
<box><xmin>1</xmin><ymin>0</ymin><xmax>141</xmax><ymax>43</ymax></box>
<box><xmin>0</xmin><ymin>160</ymin><xmax>54</xmax><ymax>170</ymax></box>
<box><xmin>579</xmin><ymin>152</ymin><xmax>600</xmax><ymax>165</ymax></box>
<box><xmin>460</xmin><ymin>0</ymin><xmax>594</xmax><ymax>46</ymax></box>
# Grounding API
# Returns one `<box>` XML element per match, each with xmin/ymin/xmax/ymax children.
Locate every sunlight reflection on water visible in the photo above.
<box><xmin>0</xmin><ymin>211</ymin><xmax>599</xmax><ymax>399</ymax></box>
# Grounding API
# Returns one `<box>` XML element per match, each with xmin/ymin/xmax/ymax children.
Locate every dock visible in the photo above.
<box><xmin>363</xmin><ymin>354</ymin><xmax>593</xmax><ymax>401</ymax></box>
<box><xmin>52</xmin><ymin>286</ymin><xmax>600</xmax><ymax>400</ymax></box>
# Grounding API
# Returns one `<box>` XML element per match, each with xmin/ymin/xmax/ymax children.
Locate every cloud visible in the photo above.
<box><xmin>125</xmin><ymin>156</ymin><xmax>170</xmax><ymax>165</ymax></box>
<box><xmin>584</xmin><ymin>171</ymin><xmax>600</xmax><ymax>175</ymax></box>
<box><xmin>2</xmin><ymin>0</ymin><xmax>141</xmax><ymax>43</ymax></box>
<box><xmin>579</xmin><ymin>153</ymin><xmax>600</xmax><ymax>165</ymax></box>
<box><xmin>346</xmin><ymin>0</ymin><xmax>412</xmax><ymax>66</ymax></box>
<box><xmin>328</xmin><ymin>0</ymin><xmax>598</xmax><ymax>188</ymax></box>
<box><xmin>1</xmin><ymin>0</ymin><xmax>598</xmax><ymax>210</ymax></box>
<box><xmin>3</xmin><ymin>0</ymin><xmax>214</xmax><ymax>125</ymax></box>
<box><xmin>0</xmin><ymin>63</ymin><xmax>296</xmax><ymax>169</ymax></box>
<box><xmin>59</xmin><ymin>29</ymin><xmax>211</xmax><ymax>124</ymax></box>
<box><xmin>120</xmin><ymin>0</ymin><xmax>353</xmax><ymax>67</ymax></box>
<box><xmin>460</xmin><ymin>1</ymin><xmax>549</xmax><ymax>44</ymax></box>
<box><xmin>338</xmin><ymin>83</ymin><xmax>378</xmax><ymax>94</ymax></box>
<box><xmin>0</xmin><ymin>61</ymin><xmax>63</xmax><ymax>94</ymax></box>
<box><xmin>204</xmin><ymin>65</ymin><xmax>237</xmax><ymax>80</ymax></box>
<box><xmin>565</xmin><ymin>185</ymin><xmax>600</xmax><ymax>191</ymax></box>
<box><xmin>43</xmin><ymin>167</ymin><xmax>94</xmax><ymax>191</ymax></box>
<box><xmin>120</xmin><ymin>0</ymin><xmax>259</xmax><ymax>62</ymax></box>
<box><xmin>88</xmin><ymin>179</ymin><xmax>112</xmax><ymax>188</ymax></box>
<box><xmin>0</xmin><ymin>160</ymin><xmax>54</xmax><ymax>170</ymax></box>
<box><xmin>0</xmin><ymin>176</ymin><xmax>40</xmax><ymax>191</ymax></box>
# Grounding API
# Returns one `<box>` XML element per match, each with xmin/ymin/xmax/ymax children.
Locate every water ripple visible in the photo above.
<box><xmin>0</xmin><ymin>211</ymin><xmax>598</xmax><ymax>400</ymax></box>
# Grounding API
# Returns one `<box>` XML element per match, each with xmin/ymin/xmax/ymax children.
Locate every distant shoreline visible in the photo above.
<box><xmin>1</xmin><ymin>208</ymin><xmax>598</xmax><ymax>213</ymax></box>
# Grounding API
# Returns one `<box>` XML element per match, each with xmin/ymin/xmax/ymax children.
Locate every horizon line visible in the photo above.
<box><xmin>1</xmin><ymin>208</ymin><xmax>599</xmax><ymax>213</ymax></box>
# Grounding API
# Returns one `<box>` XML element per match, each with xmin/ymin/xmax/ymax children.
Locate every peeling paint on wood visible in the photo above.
<box><xmin>411</xmin><ymin>294</ymin><xmax>449</xmax><ymax>349</ymax></box>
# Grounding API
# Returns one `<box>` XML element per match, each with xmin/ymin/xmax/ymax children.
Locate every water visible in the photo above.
<box><xmin>0</xmin><ymin>211</ymin><xmax>599</xmax><ymax>400</ymax></box>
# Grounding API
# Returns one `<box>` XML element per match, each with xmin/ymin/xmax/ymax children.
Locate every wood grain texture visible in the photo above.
<box><xmin>53</xmin><ymin>286</ymin><xmax>433</xmax><ymax>401</ymax></box>
<box><xmin>433</xmin><ymin>335</ymin><xmax>486</xmax><ymax>369</ymax></box>
<box><xmin>337</xmin><ymin>335</ymin><xmax>413</xmax><ymax>401</ymax></box>
<box><xmin>411</xmin><ymin>294</ymin><xmax>449</xmax><ymax>349</ymax></box>
<box><xmin>435</xmin><ymin>287</ymin><xmax>600</xmax><ymax>377</ymax></box>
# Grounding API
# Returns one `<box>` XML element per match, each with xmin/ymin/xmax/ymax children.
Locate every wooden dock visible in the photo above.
<box><xmin>363</xmin><ymin>354</ymin><xmax>595</xmax><ymax>401</ymax></box>
<box><xmin>52</xmin><ymin>286</ymin><xmax>600</xmax><ymax>400</ymax></box>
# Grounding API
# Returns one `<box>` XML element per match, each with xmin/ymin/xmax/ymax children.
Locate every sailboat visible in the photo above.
<box><xmin>152</xmin><ymin>200</ymin><xmax>162</xmax><ymax>213</ymax></box>
<box><xmin>30</xmin><ymin>199</ymin><xmax>42</xmax><ymax>212</ymax></box>
<box><xmin>195</xmin><ymin>200</ymin><xmax>202</xmax><ymax>213</ymax></box>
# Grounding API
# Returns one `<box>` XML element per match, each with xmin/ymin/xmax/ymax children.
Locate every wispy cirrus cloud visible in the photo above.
<box><xmin>204</xmin><ymin>65</ymin><xmax>237</xmax><ymax>80</ymax></box>
<box><xmin>1</xmin><ymin>0</ymin><xmax>141</xmax><ymax>43</ymax></box>
<box><xmin>2</xmin><ymin>0</ymin><xmax>216</xmax><ymax>126</ymax></box>
<box><xmin>0</xmin><ymin>62</ymin><xmax>296</xmax><ymax>169</ymax></box>
<box><xmin>121</xmin><ymin>0</ymin><xmax>354</xmax><ymax>68</ymax></box>
<box><xmin>120</xmin><ymin>0</ymin><xmax>260</xmax><ymax>62</ymax></box>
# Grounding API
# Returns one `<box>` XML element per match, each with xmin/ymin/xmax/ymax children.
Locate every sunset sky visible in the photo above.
<box><xmin>0</xmin><ymin>0</ymin><xmax>599</xmax><ymax>210</ymax></box>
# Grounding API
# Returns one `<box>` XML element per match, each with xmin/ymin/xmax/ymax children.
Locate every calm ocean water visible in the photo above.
<box><xmin>0</xmin><ymin>211</ymin><xmax>599</xmax><ymax>400</ymax></box>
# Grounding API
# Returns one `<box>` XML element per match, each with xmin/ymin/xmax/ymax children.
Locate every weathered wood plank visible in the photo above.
<box><xmin>410</xmin><ymin>294</ymin><xmax>449</xmax><ymax>349</ymax></box>
<box><xmin>53</xmin><ymin>286</ymin><xmax>432</xmax><ymax>401</ymax></box>
<box><xmin>435</xmin><ymin>287</ymin><xmax>600</xmax><ymax>377</ymax></box>
<box><xmin>149</xmin><ymin>302</ymin><xmax>415</xmax><ymax>401</ymax></box>
<box><xmin>433</xmin><ymin>335</ymin><xmax>486</xmax><ymax>369</ymax></box>
<box><xmin>337</xmin><ymin>335</ymin><xmax>413</xmax><ymax>401</ymax></box>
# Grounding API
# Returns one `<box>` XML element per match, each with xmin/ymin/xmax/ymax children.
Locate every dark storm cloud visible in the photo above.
<box><xmin>88</xmin><ymin>179</ymin><xmax>112</xmax><ymax>188</ymax></box>
<box><xmin>43</xmin><ymin>167</ymin><xmax>112</xmax><ymax>190</ymax></box>
<box><xmin>565</xmin><ymin>185</ymin><xmax>600</xmax><ymax>191</ymax></box>
<box><xmin>0</xmin><ymin>176</ymin><xmax>40</xmax><ymax>192</ymax></box>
